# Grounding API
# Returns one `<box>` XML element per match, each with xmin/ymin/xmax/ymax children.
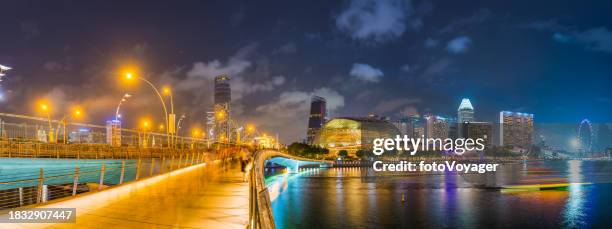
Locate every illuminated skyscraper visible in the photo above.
<box><xmin>214</xmin><ymin>75</ymin><xmax>231</xmax><ymax>142</ymax></box>
<box><xmin>458</xmin><ymin>98</ymin><xmax>474</xmax><ymax>138</ymax></box>
<box><xmin>307</xmin><ymin>96</ymin><xmax>326</xmax><ymax>144</ymax></box>
<box><xmin>458</xmin><ymin>98</ymin><xmax>474</xmax><ymax>123</ymax></box>
<box><xmin>499</xmin><ymin>111</ymin><xmax>534</xmax><ymax>149</ymax></box>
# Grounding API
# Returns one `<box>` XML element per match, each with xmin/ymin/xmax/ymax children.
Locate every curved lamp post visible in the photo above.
<box><xmin>124</xmin><ymin>72</ymin><xmax>170</xmax><ymax>146</ymax></box>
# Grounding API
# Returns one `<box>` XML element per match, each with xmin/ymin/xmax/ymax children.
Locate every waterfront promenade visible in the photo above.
<box><xmin>1</xmin><ymin>161</ymin><xmax>249</xmax><ymax>228</ymax></box>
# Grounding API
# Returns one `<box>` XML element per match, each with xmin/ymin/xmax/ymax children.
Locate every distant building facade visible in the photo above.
<box><xmin>461</xmin><ymin>121</ymin><xmax>492</xmax><ymax>147</ymax></box>
<box><xmin>307</xmin><ymin>96</ymin><xmax>326</xmax><ymax>144</ymax></box>
<box><xmin>499</xmin><ymin>111</ymin><xmax>534</xmax><ymax>149</ymax></box>
<box><xmin>425</xmin><ymin>115</ymin><xmax>450</xmax><ymax>139</ymax></box>
<box><xmin>106</xmin><ymin>120</ymin><xmax>121</xmax><ymax>146</ymax></box>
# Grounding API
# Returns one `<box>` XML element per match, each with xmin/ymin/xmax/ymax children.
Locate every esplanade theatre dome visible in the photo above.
<box><xmin>314</xmin><ymin>116</ymin><xmax>400</xmax><ymax>156</ymax></box>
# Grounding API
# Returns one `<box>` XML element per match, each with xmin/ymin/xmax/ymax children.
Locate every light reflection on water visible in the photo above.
<box><xmin>266</xmin><ymin>160</ymin><xmax>612</xmax><ymax>228</ymax></box>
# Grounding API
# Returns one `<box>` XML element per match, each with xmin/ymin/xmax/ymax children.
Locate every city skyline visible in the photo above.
<box><xmin>0</xmin><ymin>0</ymin><xmax>611</xmax><ymax>143</ymax></box>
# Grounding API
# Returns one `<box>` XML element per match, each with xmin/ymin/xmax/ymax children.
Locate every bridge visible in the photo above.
<box><xmin>0</xmin><ymin>148</ymin><xmax>331</xmax><ymax>229</ymax></box>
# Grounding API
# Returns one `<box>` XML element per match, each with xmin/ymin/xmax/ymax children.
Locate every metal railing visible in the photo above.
<box><xmin>0</xmin><ymin>113</ymin><xmax>211</xmax><ymax>148</ymax></box>
<box><xmin>0</xmin><ymin>152</ymin><xmax>209</xmax><ymax>210</ymax></box>
<box><xmin>0</xmin><ymin>139</ymin><xmax>209</xmax><ymax>159</ymax></box>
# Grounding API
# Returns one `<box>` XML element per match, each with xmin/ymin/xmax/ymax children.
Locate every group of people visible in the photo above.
<box><xmin>240</xmin><ymin>154</ymin><xmax>252</xmax><ymax>182</ymax></box>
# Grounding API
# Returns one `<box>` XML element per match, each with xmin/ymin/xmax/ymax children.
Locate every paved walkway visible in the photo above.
<box><xmin>1</xmin><ymin>162</ymin><xmax>249</xmax><ymax>229</ymax></box>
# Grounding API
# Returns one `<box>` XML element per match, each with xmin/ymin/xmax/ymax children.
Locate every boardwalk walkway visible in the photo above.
<box><xmin>1</xmin><ymin>161</ymin><xmax>249</xmax><ymax>229</ymax></box>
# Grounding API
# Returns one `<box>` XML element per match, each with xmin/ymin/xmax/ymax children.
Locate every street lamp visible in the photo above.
<box><xmin>55</xmin><ymin>107</ymin><xmax>83</xmax><ymax>144</ymax></box>
<box><xmin>162</xmin><ymin>86</ymin><xmax>176</xmax><ymax>147</ymax></box>
<box><xmin>140</xmin><ymin>120</ymin><xmax>151</xmax><ymax>147</ymax></box>
<box><xmin>123</xmin><ymin>71</ymin><xmax>170</xmax><ymax>147</ymax></box>
<box><xmin>115</xmin><ymin>93</ymin><xmax>132</xmax><ymax>120</ymax></box>
<box><xmin>38</xmin><ymin>102</ymin><xmax>54</xmax><ymax>142</ymax></box>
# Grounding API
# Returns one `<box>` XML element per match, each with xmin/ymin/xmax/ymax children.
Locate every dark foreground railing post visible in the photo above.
<box><xmin>135</xmin><ymin>158</ymin><xmax>142</xmax><ymax>180</ymax></box>
<box><xmin>72</xmin><ymin>166</ymin><xmax>79</xmax><ymax>196</ymax></box>
<box><xmin>161</xmin><ymin>156</ymin><xmax>166</xmax><ymax>173</ymax></box>
<box><xmin>18</xmin><ymin>187</ymin><xmax>23</xmax><ymax>206</ymax></box>
<box><xmin>119</xmin><ymin>160</ymin><xmax>125</xmax><ymax>184</ymax></box>
<box><xmin>98</xmin><ymin>163</ymin><xmax>105</xmax><ymax>191</ymax></box>
<box><xmin>149</xmin><ymin>158</ymin><xmax>155</xmax><ymax>176</ymax></box>
<box><xmin>36</xmin><ymin>168</ymin><xmax>44</xmax><ymax>204</ymax></box>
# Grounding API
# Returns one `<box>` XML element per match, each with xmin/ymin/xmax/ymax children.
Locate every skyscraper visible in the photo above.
<box><xmin>214</xmin><ymin>75</ymin><xmax>231</xmax><ymax>106</ymax></box>
<box><xmin>424</xmin><ymin>115</ymin><xmax>450</xmax><ymax>139</ymax></box>
<box><xmin>214</xmin><ymin>75</ymin><xmax>231</xmax><ymax>142</ymax></box>
<box><xmin>499</xmin><ymin>111</ymin><xmax>534</xmax><ymax>149</ymax></box>
<box><xmin>461</xmin><ymin>121</ymin><xmax>492</xmax><ymax>148</ymax></box>
<box><xmin>307</xmin><ymin>96</ymin><xmax>326</xmax><ymax>144</ymax></box>
<box><xmin>458</xmin><ymin>98</ymin><xmax>474</xmax><ymax>138</ymax></box>
<box><xmin>458</xmin><ymin>98</ymin><xmax>474</xmax><ymax>123</ymax></box>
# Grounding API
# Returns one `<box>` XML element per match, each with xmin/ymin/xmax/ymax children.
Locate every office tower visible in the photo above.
<box><xmin>106</xmin><ymin>120</ymin><xmax>121</xmax><ymax>147</ymax></box>
<box><xmin>448</xmin><ymin>117</ymin><xmax>458</xmax><ymax>139</ymax></box>
<box><xmin>214</xmin><ymin>75</ymin><xmax>231</xmax><ymax>142</ymax></box>
<box><xmin>458</xmin><ymin>98</ymin><xmax>474</xmax><ymax>138</ymax></box>
<box><xmin>407</xmin><ymin>115</ymin><xmax>425</xmax><ymax>138</ymax></box>
<box><xmin>205</xmin><ymin>111</ymin><xmax>216</xmax><ymax>139</ymax></box>
<box><xmin>425</xmin><ymin>115</ymin><xmax>450</xmax><ymax>139</ymax></box>
<box><xmin>393</xmin><ymin>118</ymin><xmax>410</xmax><ymax>136</ymax></box>
<box><xmin>307</xmin><ymin>96</ymin><xmax>326</xmax><ymax>144</ymax></box>
<box><xmin>458</xmin><ymin>98</ymin><xmax>474</xmax><ymax>123</ymax></box>
<box><xmin>214</xmin><ymin>75</ymin><xmax>231</xmax><ymax>106</ymax></box>
<box><xmin>499</xmin><ymin>111</ymin><xmax>534</xmax><ymax>149</ymax></box>
<box><xmin>461</xmin><ymin>121</ymin><xmax>492</xmax><ymax>147</ymax></box>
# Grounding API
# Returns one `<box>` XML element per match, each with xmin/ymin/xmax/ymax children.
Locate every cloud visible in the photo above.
<box><xmin>523</xmin><ymin>20</ymin><xmax>612</xmax><ymax>54</ymax></box>
<box><xmin>551</xmin><ymin>28</ymin><xmax>612</xmax><ymax>53</ymax></box>
<box><xmin>232</xmin><ymin>75</ymin><xmax>286</xmax><ymax>96</ymax></box>
<box><xmin>552</xmin><ymin>33</ymin><xmax>571</xmax><ymax>43</ymax></box>
<box><xmin>446</xmin><ymin>36</ymin><xmax>472</xmax><ymax>54</ymax></box>
<box><xmin>43</xmin><ymin>60</ymin><xmax>73</xmax><ymax>72</ymax></box>
<box><xmin>182</xmin><ymin>44</ymin><xmax>256</xmax><ymax>88</ymax></box>
<box><xmin>273</xmin><ymin>42</ymin><xmax>297</xmax><ymax>54</ymax></box>
<box><xmin>350</xmin><ymin>63</ymin><xmax>384</xmax><ymax>82</ymax></box>
<box><xmin>398</xmin><ymin>106</ymin><xmax>419</xmax><ymax>117</ymax></box>
<box><xmin>254</xmin><ymin>87</ymin><xmax>344</xmax><ymax>142</ymax></box>
<box><xmin>420</xmin><ymin>58</ymin><xmax>453</xmax><ymax>81</ymax></box>
<box><xmin>400</xmin><ymin>64</ymin><xmax>412</xmax><ymax>73</ymax></box>
<box><xmin>374</xmin><ymin>98</ymin><xmax>421</xmax><ymax>114</ymax></box>
<box><xmin>335</xmin><ymin>0</ymin><xmax>413</xmax><ymax>43</ymax></box>
<box><xmin>439</xmin><ymin>8</ymin><xmax>490</xmax><ymax>34</ymax></box>
<box><xmin>424</xmin><ymin>38</ymin><xmax>438</xmax><ymax>48</ymax></box>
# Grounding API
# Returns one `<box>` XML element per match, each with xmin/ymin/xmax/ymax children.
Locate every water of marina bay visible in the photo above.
<box><xmin>265</xmin><ymin>160</ymin><xmax>612</xmax><ymax>228</ymax></box>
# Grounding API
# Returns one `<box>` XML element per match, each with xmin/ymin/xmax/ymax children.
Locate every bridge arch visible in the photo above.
<box><xmin>248</xmin><ymin>150</ymin><xmax>331</xmax><ymax>229</ymax></box>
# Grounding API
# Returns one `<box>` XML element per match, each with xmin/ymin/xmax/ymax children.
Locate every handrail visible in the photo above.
<box><xmin>0</xmin><ymin>152</ymin><xmax>208</xmax><ymax>209</ymax></box>
<box><xmin>248</xmin><ymin>150</ymin><xmax>332</xmax><ymax>229</ymax></box>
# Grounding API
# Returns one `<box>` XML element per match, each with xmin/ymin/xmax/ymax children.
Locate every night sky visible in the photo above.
<box><xmin>0</xmin><ymin>0</ymin><xmax>611</xmax><ymax>143</ymax></box>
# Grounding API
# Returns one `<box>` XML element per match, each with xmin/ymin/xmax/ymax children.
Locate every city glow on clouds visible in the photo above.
<box><xmin>446</xmin><ymin>36</ymin><xmax>472</xmax><ymax>54</ymax></box>
<box><xmin>336</xmin><ymin>0</ymin><xmax>410</xmax><ymax>42</ymax></box>
<box><xmin>254</xmin><ymin>87</ymin><xmax>344</xmax><ymax>141</ymax></box>
<box><xmin>350</xmin><ymin>63</ymin><xmax>384</xmax><ymax>82</ymax></box>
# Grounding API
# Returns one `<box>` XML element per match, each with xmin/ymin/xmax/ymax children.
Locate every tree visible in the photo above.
<box><xmin>338</xmin><ymin>150</ymin><xmax>348</xmax><ymax>157</ymax></box>
<box><xmin>355</xmin><ymin>150</ymin><xmax>366</xmax><ymax>158</ymax></box>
